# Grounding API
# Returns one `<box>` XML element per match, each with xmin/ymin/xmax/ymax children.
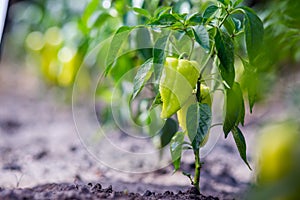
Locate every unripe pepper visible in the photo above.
<box><xmin>159</xmin><ymin>57</ymin><xmax>199</xmax><ymax>119</ymax></box>
<box><xmin>177</xmin><ymin>94</ymin><xmax>197</xmax><ymax>131</ymax></box>
<box><xmin>177</xmin><ymin>84</ymin><xmax>212</xmax><ymax>131</ymax></box>
<box><xmin>199</xmin><ymin>84</ymin><xmax>212</xmax><ymax>107</ymax></box>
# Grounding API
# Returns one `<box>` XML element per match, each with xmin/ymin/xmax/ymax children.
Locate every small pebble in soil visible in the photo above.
<box><xmin>80</xmin><ymin>186</ymin><xmax>90</xmax><ymax>194</ymax></box>
<box><xmin>92</xmin><ymin>183</ymin><xmax>102</xmax><ymax>191</ymax></box>
<box><xmin>2</xmin><ymin>163</ymin><xmax>22</xmax><ymax>171</ymax></box>
<box><xmin>69</xmin><ymin>145</ymin><xmax>77</xmax><ymax>152</ymax></box>
<box><xmin>103</xmin><ymin>185</ymin><xmax>112</xmax><ymax>193</ymax></box>
<box><xmin>143</xmin><ymin>190</ymin><xmax>152</xmax><ymax>196</ymax></box>
<box><xmin>188</xmin><ymin>187</ymin><xmax>201</xmax><ymax>195</ymax></box>
<box><xmin>0</xmin><ymin>119</ymin><xmax>21</xmax><ymax>134</ymax></box>
<box><xmin>74</xmin><ymin>174</ymin><xmax>83</xmax><ymax>182</ymax></box>
<box><xmin>43</xmin><ymin>191</ymin><xmax>51</xmax><ymax>198</ymax></box>
<box><xmin>164</xmin><ymin>191</ymin><xmax>174</xmax><ymax>195</ymax></box>
<box><xmin>33</xmin><ymin>150</ymin><xmax>48</xmax><ymax>160</ymax></box>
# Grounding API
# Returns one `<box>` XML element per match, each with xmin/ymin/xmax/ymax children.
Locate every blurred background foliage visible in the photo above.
<box><xmin>4</xmin><ymin>0</ymin><xmax>300</xmax><ymax>123</ymax></box>
<box><xmin>4</xmin><ymin>0</ymin><xmax>299</xmax><ymax>95</ymax></box>
<box><xmin>2</xmin><ymin>0</ymin><xmax>300</xmax><ymax>198</ymax></box>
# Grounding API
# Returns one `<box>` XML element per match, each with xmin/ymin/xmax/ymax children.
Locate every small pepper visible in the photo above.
<box><xmin>159</xmin><ymin>57</ymin><xmax>199</xmax><ymax>119</ymax></box>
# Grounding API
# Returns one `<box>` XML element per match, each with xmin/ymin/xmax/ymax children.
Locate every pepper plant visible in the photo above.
<box><xmin>105</xmin><ymin>0</ymin><xmax>263</xmax><ymax>191</ymax></box>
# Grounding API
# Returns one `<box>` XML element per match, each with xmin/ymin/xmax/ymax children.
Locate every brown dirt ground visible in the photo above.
<box><xmin>1</xmin><ymin>61</ymin><xmax>294</xmax><ymax>199</ymax></box>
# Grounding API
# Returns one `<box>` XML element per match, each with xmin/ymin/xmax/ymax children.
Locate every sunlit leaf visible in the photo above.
<box><xmin>172</xmin><ymin>13</ymin><xmax>186</xmax><ymax>21</ymax></box>
<box><xmin>149</xmin><ymin>93</ymin><xmax>162</xmax><ymax>110</ymax></box>
<box><xmin>153</xmin><ymin>34</ymin><xmax>169</xmax><ymax>81</ymax></box>
<box><xmin>132</xmin><ymin>7</ymin><xmax>151</xmax><ymax>19</ymax></box>
<box><xmin>92</xmin><ymin>12</ymin><xmax>111</xmax><ymax>28</ymax></box>
<box><xmin>153</xmin><ymin>6</ymin><xmax>172</xmax><ymax>18</ymax></box>
<box><xmin>131</xmin><ymin>58</ymin><xmax>153</xmax><ymax>100</ymax></box>
<box><xmin>232</xmin><ymin>126</ymin><xmax>252</xmax><ymax>170</ymax></box>
<box><xmin>105</xmin><ymin>26</ymin><xmax>134</xmax><ymax>75</ymax></box>
<box><xmin>82</xmin><ymin>0</ymin><xmax>99</xmax><ymax>27</ymax></box>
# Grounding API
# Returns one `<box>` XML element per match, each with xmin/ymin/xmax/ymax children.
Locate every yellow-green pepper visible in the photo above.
<box><xmin>159</xmin><ymin>57</ymin><xmax>199</xmax><ymax>119</ymax></box>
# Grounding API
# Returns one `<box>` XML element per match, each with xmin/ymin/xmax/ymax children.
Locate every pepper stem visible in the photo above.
<box><xmin>193</xmin><ymin>149</ymin><xmax>201</xmax><ymax>191</ymax></box>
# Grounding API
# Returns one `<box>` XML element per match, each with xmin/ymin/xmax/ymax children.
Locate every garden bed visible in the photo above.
<box><xmin>0</xmin><ymin>63</ymin><xmax>266</xmax><ymax>199</ymax></box>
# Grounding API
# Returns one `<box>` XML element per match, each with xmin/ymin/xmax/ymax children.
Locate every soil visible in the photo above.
<box><xmin>0</xmin><ymin>183</ymin><xmax>220</xmax><ymax>200</ymax></box>
<box><xmin>1</xmin><ymin>61</ymin><xmax>293</xmax><ymax>199</ymax></box>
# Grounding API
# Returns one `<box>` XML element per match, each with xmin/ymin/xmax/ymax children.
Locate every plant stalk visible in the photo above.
<box><xmin>193</xmin><ymin>149</ymin><xmax>201</xmax><ymax>191</ymax></box>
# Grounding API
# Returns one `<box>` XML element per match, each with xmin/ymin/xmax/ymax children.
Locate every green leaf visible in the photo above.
<box><xmin>160</xmin><ymin>118</ymin><xmax>179</xmax><ymax>148</ymax></box>
<box><xmin>235</xmin><ymin>83</ymin><xmax>245</xmax><ymax>126</ymax></box>
<box><xmin>186</xmin><ymin>103</ymin><xmax>212</xmax><ymax>150</ymax></box>
<box><xmin>182</xmin><ymin>171</ymin><xmax>192</xmax><ymax>180</ymax></box>
<box><xmin>172</xmin><ymin>13</ymin><xmax>187</xmax><ymax>22</ymax></box>
<box><xmin>153</xmin><ymin>6</ymin><xmax>172</xmax><ymax>18</ymax></box>
<box><xmin>170</xmin><ymin>131</ymin><xmax>185</xmax><ymax>171</ymax></box>
<box><xmin>132</xmin><ymin>7</ymin><xmax>151</xmax><ymax>19</ymax></box>
<box><xmin>82</xmin><ymin>0</ymin><xmax>99</xmax><ymax>28</ymax></box>
<box><xmin>185</xmin><ymin>28</ymin><xmax>194</xmax><ymax>39</ymax></box>
<box><xmin>136</xmin><ymin>28</ymin><xmax>152</xmax><ymax>60</ymax></box>
<box><xmin>218</xmin><ymin>0</ymin><xmax>230</xmax><ymax>5</ymax></box>
<box><xmin>232</xmin><ymin>126</ymin><xmax>252</xmax><ymax>170</ymax></box>
<box><xmin>131</xmin><ymin>58</ymin><xmax>153</xmax><ymax>100</ymax></box>
<box><xmin>203</xmin><ymin>5</ymin><xmax>218</xmax><ymax>21</ymax></box>
<box><xmin>232</xmin><ymin>17</ymin><xmax>242</xmax><ymax>32</ymax></box>
<box><xmin>153</xmin><ymin>35</ymin><xmax>169</xmax><ymax>81</ymax></box>
<box><xmin>149</xmin><ymin>93</ymin><xmax>162</xmax><ymax>110</ymax></box>
<box><xmin>240</xmin><ymin>58</ymin><xmax>257</xmax><ymax>113</ymax></box>
<box><xmin>88</xmin><ymin>12</ymin><xmax>111</xmax><ymax>28</ymax></box>
<box><xmin>198</xmin><ymin>104</ymin><xmax>212</xmax><ymax>139</ymax></box>
<box><xmin>223</xmin><ymin>82</ymin><xmax>244</xmax><ymax>136</ymax></box>
<box><xmin>186</xmin><ymin>103</ymin><xmax>198</xmax><ymax>145</ymax></box>
<box><xmin>247</xmin><ymin>75</ymin><xmax>257</xmax><ymax>113</ymax></box>
<box><xmin>149</xmin><ymin>13</ymin><xmax>178</xmax><ymax>26</ymax></box>
<box><xmin>233</xmin><ymin>0</ymin><xmax>243</xmax><ymax>7</ymax></box>
<box><xmin>215</xmin><ymin>29</ymin><xmax>235</xmax><ymax>87</ymax></box>
<box><xmin>193</xmin><ymin>103</ymin><xmax>212</xmax><ymax>150</ymax></box>
<box><xmin>105</xmin><ymin>26</ymin><xmax>134</xmax><ymax>75</ymax></box>
<box><xmin>240</xmin><ymin>6</ymin><xmax>264</xmax><ymax>64</ymax></box>
<box><xmin>186</xmin><ymin>13</ymin><xmax>203</xmax><ymax>25</ymax></box>
<box><xmin>223</xmin><ymin>16</ymin><xmax>235</xmax><ymax>35</ymax></box>
<box><xmin>193</xmin><ymin>25</ymin><xmax>210</xmax><ymax>52</ymax></box>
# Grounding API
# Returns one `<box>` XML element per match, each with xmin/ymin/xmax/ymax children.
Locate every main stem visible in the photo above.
<box><xmin>193</xmin><ymin>149</ymin><xmax>201</xmax><ymax>191</ymax></box>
